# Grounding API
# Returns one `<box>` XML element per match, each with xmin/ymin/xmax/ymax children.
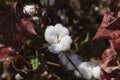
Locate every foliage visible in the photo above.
<box><xmin>0</xmin><ymin>0</ymin><xmax>120</xmax><ymax>80</ymax></box>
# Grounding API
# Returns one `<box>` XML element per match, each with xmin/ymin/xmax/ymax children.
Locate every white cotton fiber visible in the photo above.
<box><xmin>59</xmin><ymin>36</ymin><xmax>72</xmax><ymax>51</ymax></box>
<box><xmin>48</xmin><ymin>43</ymin><xmax>61</xmax><ymax>54</ymax></box>
<box><xmin>66</xmin><ymin>54</ymin><xmax>81</xmax><ymax>70</ymax></box>
<box><xmin>23</xmin><ymin>5</ymin><xmax>36</xmax><ymax>16</ymax></box>
<box><xmin>15</xmin><ymin>73</ymin><xmax>23</xmax><ymax>80</ymax></box>
<box><xmin>45</xmin><ymin>26</ymin><xmax>58</xmax><ymax>44</ymax></box>
<box><xmin>69</xmin><ymin>54</ymin><xmax>80</xmax><ymax>61</ymax></box>
<box><xmin>55</xmin><ymin>24</ymin><xmax>69</xmax><ymax>39</ymax></box>
<box><xmin>44</xmin><ymin>23</ymin><xmax>72</xmax><ymax>53</ymax></box>
<box><xmin>93</xmin><ymin>66</ymin><xmax>101</xmax><ymax>80</ymax></box>
<box><xmin>75</xmin><ymin>62</ymin><xmax>93</xmax><ymax>80</ymax></box>
<box><xmin>66</xmin><ymin>59</ymin><xmax>81</xmax><ymax>70</ymax></box>
<box><xmin>58</xmin><ymin>53</ymin><xmax>68</xmax><ymax>65</ymax></box>
<box><xmin>87</xmin><ymin>61</ymin><xmax>98</xmax><ymax>68</ymax></box>
<box><xmin>74</xmin><ymin>69</ymin><xmax>82</xmax><ymax>78</ymax></box>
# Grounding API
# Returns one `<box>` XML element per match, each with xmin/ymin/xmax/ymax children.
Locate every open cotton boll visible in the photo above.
<box><xmin>15</xmin><ymin>73</ymin><xmax>23</xmax><ymax>80</ymax></box>
<box><xmin>58</xmin><ymin>53</ymin><xmax>68</xmax><ymax>65</ymax></box>
<box><xmin>48</xmin><ymin>43</ymin><xmax>61</xmax><ymax>54</ymax></box>
<box><xmin>45</xmin><ymin>26</ymin><xmax>58</xmax><ymax>44</ymax></box>
<box><xmin>93</xmin><ymin>66</ymin><xmax>101</xmax><ymax>80</ymax></box>
<box><xmin>32</xmin><ymin>16</ymin><xmax>39</xmax><ymax>21</ymax></box>
<box><xmin>55</xmin><ymin>24</ymin><xmax>69</xmax><ymax>39</ymax></box>
<box><xmin>74</xmin><ymin>70</ymin><xmax>82</xmax><ymax>78</ymax></box>
<box><xmin>75</xmin><ymin>62</ymin><xmax>93</xmax><ymax>80</ymax></box>
<box><xmin>23</xmin><ymin>5</ymin><xmax>36</xmax><ymax>16</ymax></box>
<box><xmin>87</xmin><ymin>61</ymin><xmax>98</xmax><ymax>68</ymax></box>
<box><xmin>66</xmin><ymin>54</ymin><xmax>81</xmax><ymax>70</ymax></box>
<box><xmin>66</xmin><ymin>59</ymin><xmax>81</xmax><ymax>70</ymax></box>
<box><xmin>59</xmin><ymin>36</ymin><xmax>72</xmax><ymax>51</ymax></box>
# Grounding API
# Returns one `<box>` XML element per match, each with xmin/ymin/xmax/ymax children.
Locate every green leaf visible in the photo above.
<box><xmin>30</xmin><ymin>57</ymin><xmax>41</xmax><ymax>71</ymax></box>
<box><xmin>84</xmin><ymin>32</ymin><xmax>90</xmax><ymax>43</ymax></box>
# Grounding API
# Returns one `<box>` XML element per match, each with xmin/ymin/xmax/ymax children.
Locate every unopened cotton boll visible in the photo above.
<box><xmin>93</xmin><ymin>66</ymin><xmax>101</xmax><ymax>80</ymax></box>
<box><xmin>23</xmin><ymin>5</ymin><xmax>36</xmax><ymax>16</ymax></box>
<box><xmin>74</xmin><ymin>62</ymin><xmax>93</xmax><ymax>80</ymax></box>
<box><xmin>58</xmin><ymin>53</ymin><xmax>68</xmax><ymax>65</ymax></box>
<box><xmin>15</xmin><ymin>73</ymin><xmax>23</xmax><ymax>80</ymax></box>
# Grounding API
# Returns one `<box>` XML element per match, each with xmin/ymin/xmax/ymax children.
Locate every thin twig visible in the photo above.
<box><xmin>46</xmin><ymin>61</ymin><xmax>60</xmax><ymax>67</ymax></box>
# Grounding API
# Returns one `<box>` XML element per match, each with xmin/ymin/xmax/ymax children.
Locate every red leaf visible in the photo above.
<box><xmin>101</xmin><ymin>48</ymin><xmax>120</xmax><ymax>80</ymax></box>
<box><xmin>109</xmin><ymin>38</ymin><xmax>120</xmax><ymax>51</ymax></box>
<box><xmin>21</xmin><ymin>19</ymin><xmax>37</xmax><ymax>35</ymax></box>
<box><xmin>106</xmin><ymin>18</ymin><xmax>120</xmax><ymax>30</ymax></box>
<box><xmin>0</xmin><ymin>45</ymin><xmax>16</xmax><ymax>62</ymax></box>
<box><xmin>93</xmin><ymin>13</ymin><xmax>115</xmax><ymax>40</ymax></box>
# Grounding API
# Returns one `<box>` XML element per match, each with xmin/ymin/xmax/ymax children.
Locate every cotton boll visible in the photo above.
<box><xmin>32</xmin><ymin>16</ymin><xmax>40</xmax><ymax>25</ymax></box>
<box><xmin>74</xmin><ymin>69</ymin><xmax>82</xmax><ymax>78</ymax></box>
<box><xmin>59</xmin><ymin>36</ymin><xmax>72</xmax><ymax>51</ymax></box>
<box><xmin>48</xmin><ymin>43</ymin><xmax>61</xmax><ymax>54</ymax></box>
<box><xmin>23</xmin><ymin>5</ymin><xmax>36</xmax><ymax>16</ymax></box>
<box><xmin>32</xmin><ymin>16</ymin><xmax>39</xmax><ymax>21</ymax></box>
<box><xmin>55</xmin><ymin>24</ymin><xmax>69</xmax><ymax>39</ymax></box>
<box><xmin>87</xmin><ymin>61</ymin><xmax>98</xmax><ymax>68</ymax></box>
<box><xmin>15</xmin><ymin>73</ymin><xmax>23</xmax><ymax>80</ymax></box>
<box><xmin>45</xmin><ymin>26</ymin><xmax>58</xmax><ymax>44</ymax></box>
<box><xmin>58</xmin><ymin>53</ymin><xmax>68</xmax><ymax>65</ymax></box>
<box><xmin>93</xmin><ymin>66</ymin><xmax>101</xmax><ymax>80</ymax></box>
<box><xmin>66</xmin><ymin>59</ymin><xmax>81</xmax><ymax>70</ymax></box>
<box><xmin>76</xmin><ymin>62</ymin><xmax>93</xmax><ymax>80</ymax></box>
<box><xmin>66</xmin><ymin>62</ymin><xmax>75</xmax><ymax>70</ymax></box>
<box><xmin>69</xmin><ymin>54</ymin><xmax>80</xmax><ymax>61</ymax></box>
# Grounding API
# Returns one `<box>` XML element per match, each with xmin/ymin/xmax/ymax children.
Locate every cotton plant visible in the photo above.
<box><xmin>74</xmin><ymin>61</ymin><xmax>101</xmax><ymax>80</ymax></box>
<box><xmin>44</xmin><ymin>23</ymin><xmax>72</xmax><ymax>54</ymax></box>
